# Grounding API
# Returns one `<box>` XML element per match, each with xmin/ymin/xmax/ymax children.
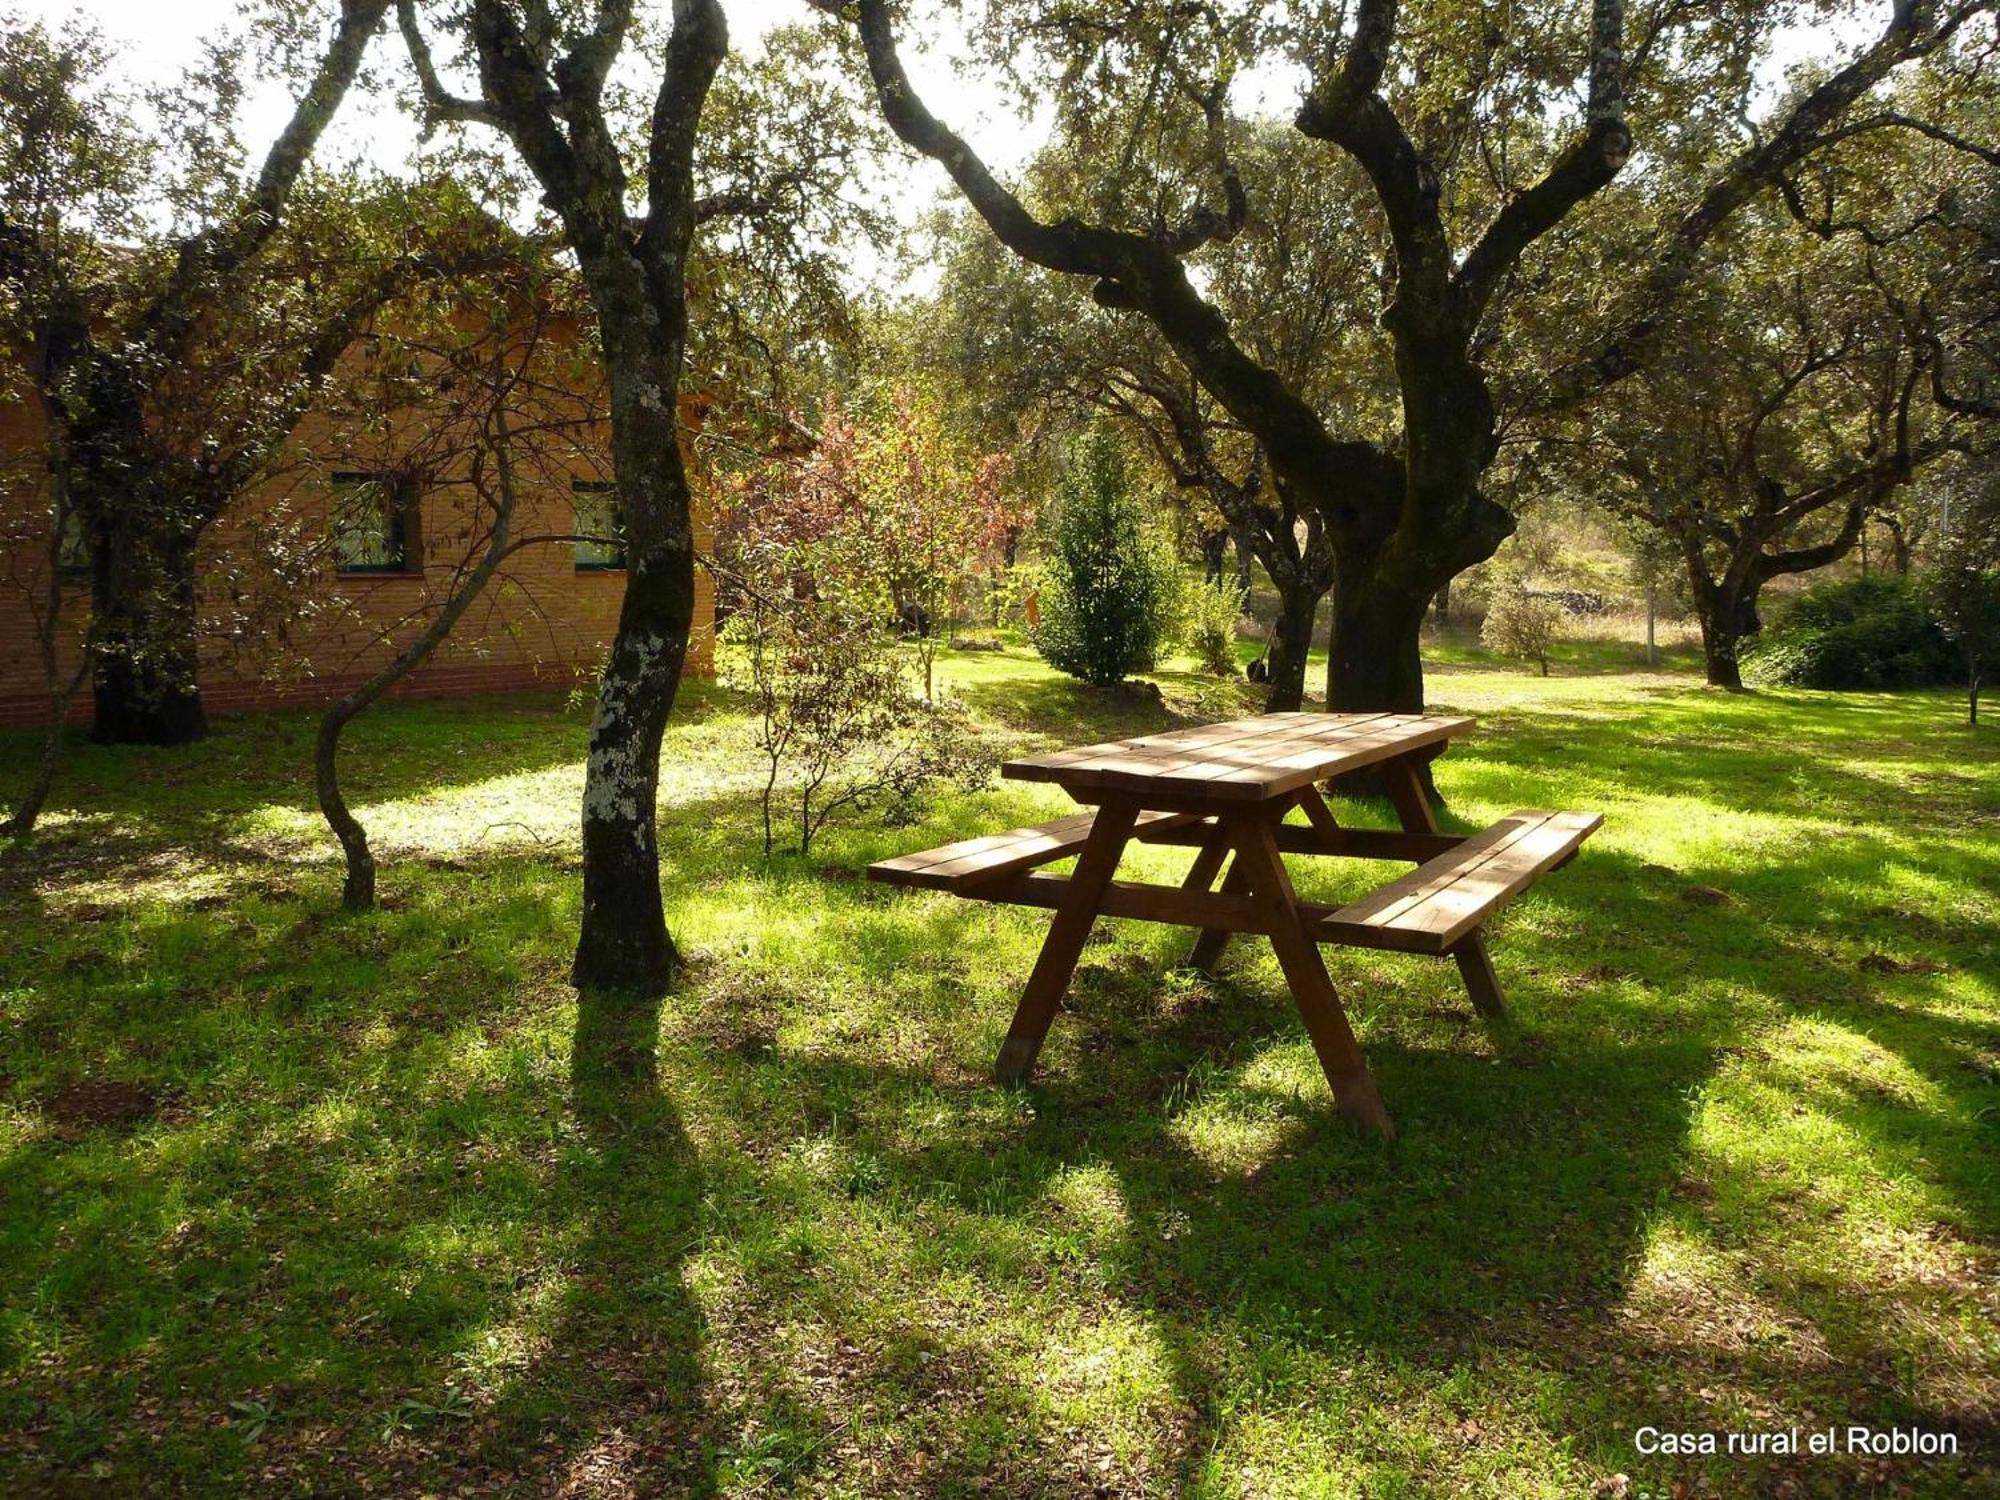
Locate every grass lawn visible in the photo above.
<box><xmin>1</xmin><ymin>640</ymin><xmax>1996</xmax><ymax>1497</ymax></box>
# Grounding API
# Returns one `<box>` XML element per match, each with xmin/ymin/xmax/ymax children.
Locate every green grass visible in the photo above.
<box><xmin>1</xmin><ymin>639</ymin><xmax>1995</xmax><ymax>1497</ymax></box>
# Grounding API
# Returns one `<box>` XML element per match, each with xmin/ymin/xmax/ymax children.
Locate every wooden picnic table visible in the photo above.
<box><xmin>869</xmin><ymin>711</ymin><xmax>1600</xmax><ymax>1137</ymax></box>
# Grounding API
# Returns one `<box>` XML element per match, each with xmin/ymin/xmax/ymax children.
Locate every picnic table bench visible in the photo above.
<box><xmin>869</xmin><ymin>711</ymin><xmax>1601</xmax><ymax>1137</ymax></box>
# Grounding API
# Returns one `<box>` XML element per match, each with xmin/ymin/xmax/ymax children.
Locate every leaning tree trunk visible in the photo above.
<box><xmin>88</xmin><ymin>520</ymin><xmax>207</xmax><ymax>746</ymax></box>
<box><xmin>4</xmin><ymin>470</ymin><xmax>91</xmax><ymax>839</ymax></box>
<box><xmin>316</xmin><ymin>387</ymin><xmax>525</xmax><ymax>911</ymax></box>
<box><xmin>1</xmin><ymin>662</ymin><xmax>86</xmax><ymax>840</ymax></box>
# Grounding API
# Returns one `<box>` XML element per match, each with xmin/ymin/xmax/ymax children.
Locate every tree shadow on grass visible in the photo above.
<box><xmin>443</xmin><ymin>1077</ymin><xmax>717</xmax><ymax>1497</ymax></box>
<box><xmin>0</xmin><ymin>932</ymin><xmax>718</xmax><ymax>1493</ymax></box>
<box><xmin>648</xmin><ymin>880</ymin><xmax>1722</xmax><ymax>1492</ymax></box>
<box><xmin>661</xmin><ymin>814</ymin><xmax>1998</xmax><ymax>1493</ymax></box>
<box><xmin>951</xmin><ymin>669</ymin><xmax>1258</xmax><ymax>748</ymax></box>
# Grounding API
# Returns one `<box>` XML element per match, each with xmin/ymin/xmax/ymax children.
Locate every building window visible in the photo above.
<box><xmin>573</xmin><ymin>480</ymin><xmax>626</xmax><ymax>571</ymax></box>
<box><xmin>332</xmin><ymin>471</ymin><xmax>420</xmax><ymax>575</ymax></box>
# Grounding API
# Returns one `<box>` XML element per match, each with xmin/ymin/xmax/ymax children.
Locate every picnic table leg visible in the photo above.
<box><xmin>1450</xmin><ymin>938</ymin><xmax>1507</xmax><ymax>1018</ymax></box>
<box><xmin>1294</xmin><ymin>784</ymin><xmax>1343</xmax><ymax>849</ymax></box>
<box><xmin>1381</xmin><ymin>755</ymin><xmax>1508</xmax><ymax>1020</ymax></box>
<box><xmin>993</xmin><ymin>799</ymin><xmax>1140</xmax><ymax>1085</ymax></box>
<box><xmin>1226</xmin><ymin>810</ymin><xmax>1395</xmax><ymax>1138</ymax></box>
<box><xmin>1185</xmin><ymin>842</ymin><xmax>1246</xmax><ymax>974</ymax></box>
<box><xmin>1179</xmin><ymin>830</ymin><xmax>1230</xmax><ymax>897</ymax></box>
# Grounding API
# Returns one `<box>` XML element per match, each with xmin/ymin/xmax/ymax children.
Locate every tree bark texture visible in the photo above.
<box><xmin>402</xmin><ymin>0</ymin><xmax>729</xmax><ymax>1077</ymax></box>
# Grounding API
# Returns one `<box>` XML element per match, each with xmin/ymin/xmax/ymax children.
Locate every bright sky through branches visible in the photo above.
<box><xmin>17</xmin><ymin>0</ymin><xmax>1869</xmax><ymax>296</ymax></box>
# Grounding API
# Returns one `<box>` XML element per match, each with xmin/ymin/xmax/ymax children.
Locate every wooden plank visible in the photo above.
<box><xmin>1136</xmin><ymin>821</ymin><xmax>1465</xmax><ymax>862</ymax></box>
<box><xmin>993</xmin><ymin>800</ymin><xmax>1140</xmax><ymax>1083</ymax></box>
<box><xmin>1225</xmin><ymin>810</ymin><xmax>1395</xmax><ymax>1137</ymax></box>
<box><xmin>1006</xmin><ymin>712</ymin><xmax>1476</xmax><ymax>804</ymax></box>
<box><xmin>1318</xmin><ymin>809</ymin><xmax>1603</xmax><ymax>955</ymax></box>
<box><xmin>1001</xmin><ymin>713</ymin><xmax>1306</xmax><ymax>787</ymax></box>
<box><xmin>1452</xmin><ymin>939</ymin><xmax>1507</xmax><ymax>1019</ymax></box>
<box><xmin>1380</xmin><ymin>754</ymin><xmax>1506</xmax><ymax>1020</ymax></box>
<box><xmin>868</xmin><ymin>808</ymin><xmax>1195</xmax><ymax>891</ymax></box>
<box><xmin>1186</xmin><ymin>854</ymin><xmax>1247</xmax><ymax>972</ymax></box>
<box><xmin>1380</xmin><ymin>754</ymin><xmax>1440</xmax><ymax>834</ymax></box>
<box><xmin>965</xmin><ymin>871</ymin><xmax>1268</xmax><ymax>933</ymax></box>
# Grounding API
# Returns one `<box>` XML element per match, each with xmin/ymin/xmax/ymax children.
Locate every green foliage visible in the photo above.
<box><xmin>1924</xmin><ymin>526</ymin><xmax>2000</xmax><ymax>724</ymax></box>
<box><xmin>1031</xmin><ymin>429</ymin><xmax>1177</xmax><ymax>686</ymax></box>
<box><xmin>720</xmin><ymin>400</ymin><xmax>993</xmax><ymax>856</ymax></box>
<box><xmin>1745</xmin><ymin>575</ymin><xmax>1957</xmax><ymax>690</ymax></box>
<box><xmin>1181</xmin><ymin>570</ymin><xmax>1246</xmax><ymax>677</ymax></box>
<box><xmin>1480</xmin><ymin>576</ymin><xmax>1564</xmax><ymax>676</ymax></box>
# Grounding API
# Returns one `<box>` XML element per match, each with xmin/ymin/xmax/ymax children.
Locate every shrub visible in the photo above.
<box><xmin>1032</xmin><ymin>430</ymin><xmax>1176</xmax><ymax>686</ymax></box>
<box><xmin>1923</xmin><ymin>532</ymin><xmax>2000</xmax><ymax>726</ymax></box>
<box><xmin>1744</xmin><ymin>575</ymin><xmax>1956</xmax><ymax>690</ymax></box>
<box><xmin>728</xmin><ymin>593</ymin><xmax>986</xmax><ymax>857</ymax></box>
<box><xmin>1181</xmin><ymin>571</ymin><xmax>1246</xmax><ymax>677</ymax></box>
<box><xmin>1481</xmin><ymin>577</ymin><xmax>1564</xmax><ymax>675</ymax></box>
<box><xmin>720</xmin><ymin>447</ymin><xmax>991</xmax><ymax>856</ymax></box>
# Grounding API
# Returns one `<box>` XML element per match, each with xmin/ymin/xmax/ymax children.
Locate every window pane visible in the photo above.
<box><xmin>573</xmin><ymin>481</ymin><xmax>625</xmax><ymax>570</ymax></box>
<box><xmin>333</xmin><ymin>473</ymin><xmax>408</xmax><ymax>573</ymax></box>
<box><xmin>57</xmin><ymin>504</ymin><xmax>89</xmax><ymax>575</ymax></box>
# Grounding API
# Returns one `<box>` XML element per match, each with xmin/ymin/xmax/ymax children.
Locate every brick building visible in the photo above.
<box><xmin>0</xmin><ymin>300</ymin><xmax>716</xmax><ymax>730</ymax></box>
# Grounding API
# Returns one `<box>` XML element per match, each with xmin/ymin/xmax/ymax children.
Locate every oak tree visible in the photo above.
<box><xmin>827</xmin><ymin>0</ymin><xmax>1992</xmax><ymax>712</ymax></box>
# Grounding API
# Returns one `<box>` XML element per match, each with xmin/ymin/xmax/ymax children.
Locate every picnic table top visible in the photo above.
<box><xmin>1002</xmin><ymin>710</ymin><xmax>1474</xmax><ymax>804</ymax></box>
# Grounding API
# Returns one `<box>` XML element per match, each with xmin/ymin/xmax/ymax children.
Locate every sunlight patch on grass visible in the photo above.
<box><xmin>3</xmin><ymin>656</ymin><xmax>1996</xmax><ymax>1495</ymax></box>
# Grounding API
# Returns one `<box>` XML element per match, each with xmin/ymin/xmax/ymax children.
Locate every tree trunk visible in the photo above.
<box><xmin>1696</xmin><ymin>599</ymin><xmax>1746</xmax><ymax>689</ymax></box>
<box><xmin>88</xmin><ymin>522</ymin><xmax>206</xmax><ymax>745</ymax></box>
<box><xmin>3</xmin><ymin>664</ymin><xmax>84</xmax><ymax>839</ymax></box>
<box><xmin>316</xmin><ymin>370</ymin><xmax>524</xmax><ymax>912</ymax></box>
<box><xmin>1305</xmin><ymin>421</ymin><xmax>1507</xmax><ymax>716</ymax></box>
<box><xmin>570</xmin><ymin>301</ymin><xmax>703</xmax><ymax>1082</ymax></box>
<box><xmin>316</xmin><ymin>701</ymin><xmax>377</xmax><ymax>909</ymax></box>
<box><xmin>1327</xmin><ymin>564</ymin><xmax>1429</xmax><ymax>714</ymax></box>
<box><xmin>1432</xmin><ymin>580</ymin><xmax>1450</xmax><ymax>626</ymax></box>
<box><xmin>1263</xmin><ymin>578</ymin><xmax>1322</xmax><ymax>712</ymax></box>
<box><xmin>1198</xmin><ymin>526</ymin><xmax>1228</xmax><ymax>583</ymax></box>
<box><xmin>1645</xmin><ymin>577</ymin><xmax>1658</xmax><ymax>668</ymax></box>
<box><xmin>571</xmin><ymin>536</ymin><xmax>694</xmax><ymax>1079</ymax></box>
<box><xmin>1233</xmin><ymin>523</ymin><xmax>1254</xmax><ymax>594</ymax></box>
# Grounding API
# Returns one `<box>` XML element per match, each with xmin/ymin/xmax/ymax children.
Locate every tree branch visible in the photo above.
<box><xmin>1457</xmin><ymin>0</ymin><xmax>1630</xmax><ymax>323</ymax></box>
<box><xmin>1538</xmin><ymin>0</ymin><xmax>1988</xmax><ymax>406</ymax></box>
<box><xmin>641</xmin><ymin>0</ymin><xmax>729</xmax><ymax>259</ymax></box>
<box><xmin>397</xmin><ymin>0</ymin><xmax>503</xmax><ymax>129</ymax></box>
<box><xmin>140</xmin><ymin>0</ymin><xmax>392</xmax><ymax>357</ymax></box>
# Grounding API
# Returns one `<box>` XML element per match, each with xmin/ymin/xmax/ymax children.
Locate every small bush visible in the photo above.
<box><xmin>1032</xmin><ymin>429</ymin><xmax>1177</xmax><ymax>686</ymax></box>
<box><xmin>1481</xmin><ymin>578</ymin><xmax>1564</xmax><ymax>675</ymax></box>
<box><xmin>1744</xmin><ymin>575</ymin><xmax>1956</xmax><ymax>690</ymax></box>
<box><xmin>1181</xmin><ymin>572</ymin><xmax>1246</xmax><ymax>677</ymax></box>
<box><xmin>1924</xmin><ymin>533</ymin><xmax>2000</xmax><ymax>725</ymax></box>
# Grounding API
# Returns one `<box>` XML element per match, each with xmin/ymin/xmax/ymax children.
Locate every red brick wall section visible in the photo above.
<box><xmin>0</xmin><ymin>318</ymin><xmax>717</xmax><ymax>730</ymax></box>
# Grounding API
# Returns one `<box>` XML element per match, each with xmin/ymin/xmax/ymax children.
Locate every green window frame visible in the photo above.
<box><xmin>573</xmin><ymin>480</ymin><xmax>626</xmax><ymax>572</ymax></box>
<box><xmin>332</xmin><ymin>471</ymin><xmax>420</xmax><ymax>576</ymax></box>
